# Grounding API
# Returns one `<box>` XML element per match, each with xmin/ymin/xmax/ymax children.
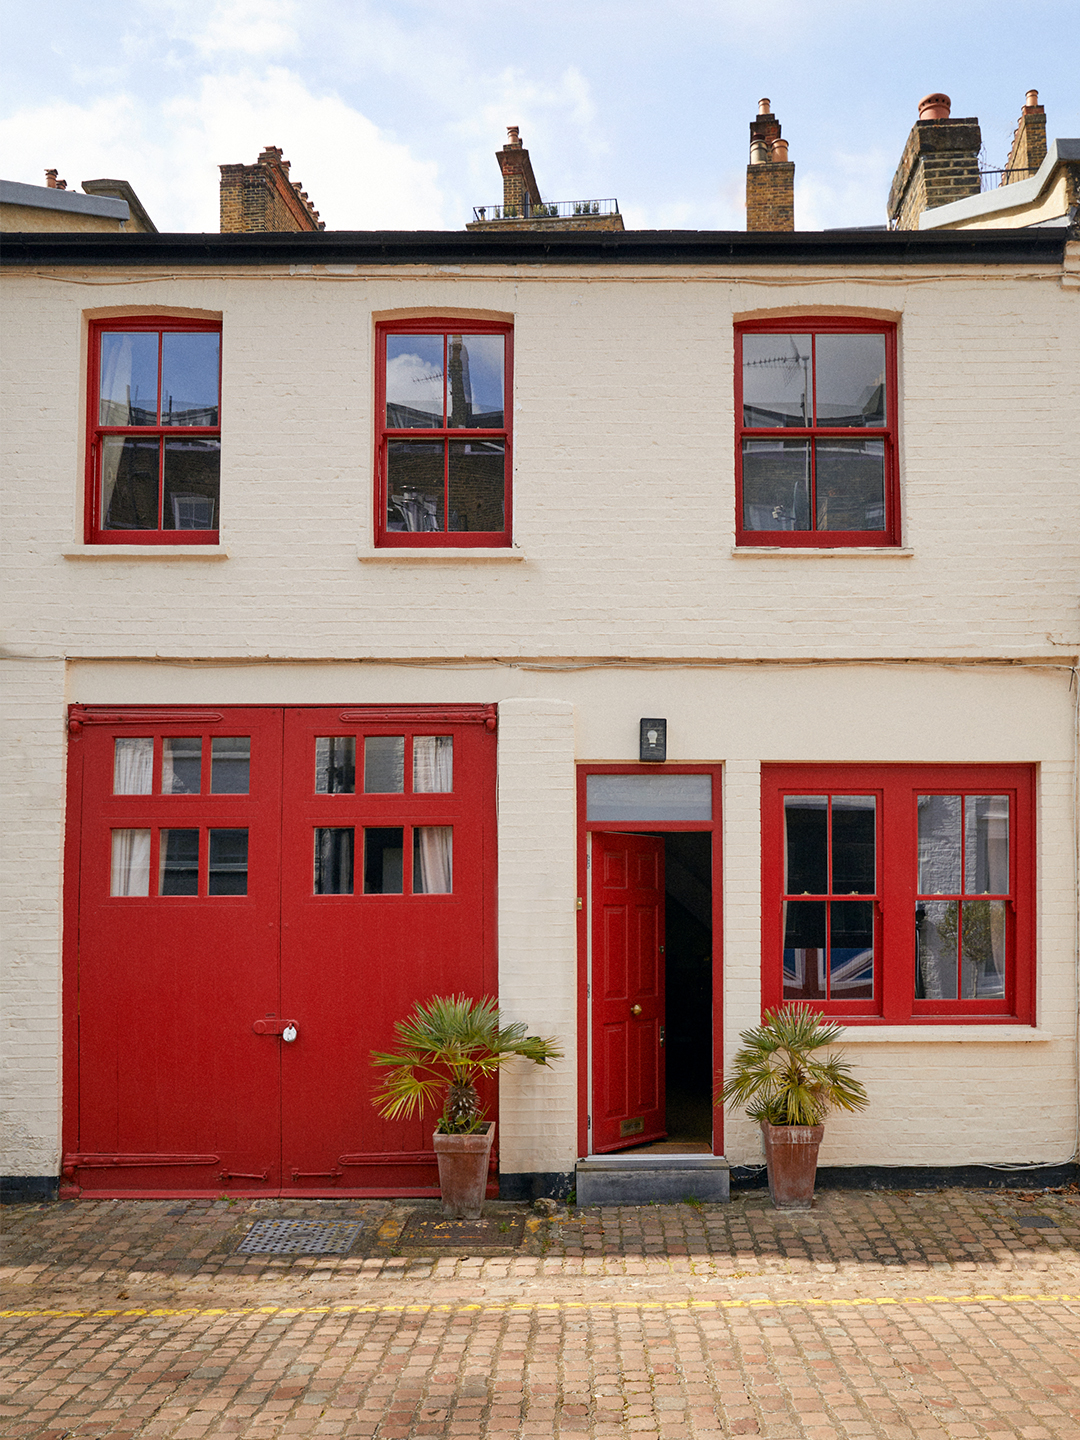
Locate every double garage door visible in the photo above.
<box><xmin>63</xmin><ymin>705</ymin><xmax>497</xmax><ymax>1196</ymax></box>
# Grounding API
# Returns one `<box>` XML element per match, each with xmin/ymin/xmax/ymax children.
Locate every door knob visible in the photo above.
<box><xmin>630</xmin><ymin>1004</ymin><xmax>642</xmax><ymax>1017</ymax></box>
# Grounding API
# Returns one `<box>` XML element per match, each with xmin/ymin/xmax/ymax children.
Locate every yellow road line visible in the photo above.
<box><xmin>2</xmin><ymin>1293</ymin><xmax>1078</xmax><ymax>1321</ymax></box>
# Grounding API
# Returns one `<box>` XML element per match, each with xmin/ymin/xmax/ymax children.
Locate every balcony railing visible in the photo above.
<box><xmin>472</xmin><ymin>198</ymin><xmax>619</xmax><ymax>223</ymax></box>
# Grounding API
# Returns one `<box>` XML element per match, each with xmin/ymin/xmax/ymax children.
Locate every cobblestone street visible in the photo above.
<box><xmin>3</xmin><ymin>1187</ymin><xmax>1080</xmax><ymax>1438</ymax></box>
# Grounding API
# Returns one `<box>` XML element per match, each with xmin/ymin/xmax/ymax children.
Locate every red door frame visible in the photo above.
<box><xmin>61</xmin><ymin>702</ymin><xmax>498</xmax><ymax>1199</ymax></box>
<box><xmin>576</xmin><ymin>763</ymin><xmax>724</xmax><ymax>1158</ymax></box>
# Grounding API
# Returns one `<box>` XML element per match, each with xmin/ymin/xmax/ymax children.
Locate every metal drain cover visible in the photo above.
<box><xmin>1016</xmin><ymin>1215</ymin><xmax>1057</xmax><ymax>1229</ymax></box>
<box><xmin>237</xmin><ymin>1219</ymin><xmax>364</xmax><ymax>1254</ymax></box>
<box><xmin>399</xmin><ymin>1212</ymin><xmax>526</xmax><ymax>1249</ymax></box>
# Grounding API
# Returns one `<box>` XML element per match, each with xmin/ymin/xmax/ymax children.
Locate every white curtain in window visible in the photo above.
<box><xmin>415</xmin><ymin>826</ymin><xmax>452</xmax><ymax>894</ymax></box>
<box><xmin>111</xmin><ymin>828</ymin><xmax>151</xmax><ymax>896</ymax></box>
<box><xmin>114</xmin><ymin>737</ymin><xmax>153</xmax><ymax>794</ymax></box>
<box><xmin>413</xmin><ymin>735</ymin><xmax>452</xmax><ymax>793</ymax></box>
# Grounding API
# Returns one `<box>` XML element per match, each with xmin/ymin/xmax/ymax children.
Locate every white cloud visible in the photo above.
<box><xmin>0</xmin><ymin>68</ymin><xmax>446</xmax><ymax>231</ymax></box>
<box><xmin>795</xmin><ymin>147</ymin><xmax>895</xmax><ymax>230</ymax></box>
<box><xmin>194</xmin><ymin>0</ymin><xmax>300</xmax><ymax>55</ymax></box>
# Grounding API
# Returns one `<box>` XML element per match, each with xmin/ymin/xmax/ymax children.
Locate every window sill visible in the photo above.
<box><xmin>358</xmin><ymin>546</ymin><xmax>527</xmax><ymax>562</ymax></box>
<box><xmin>835</xmin><ymin>1025</ymin><xmax>1050</xmax><ymax>1043</ymax></box>
<box><xmin>731</xmin><ymin>546</ymin><xmax>914</xmax><ymax>558</ymax></box>
<box><xmin>63</xmin><ymin>545</ymin><xmax>229</xmax><ymax>560</ymax></box>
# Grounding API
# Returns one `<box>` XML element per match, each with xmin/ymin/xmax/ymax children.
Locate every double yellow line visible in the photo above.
<box><xmin>3</xmin><ymin>1293</ymin><xmax>1079</xmax><ymax>1322</ymax></box>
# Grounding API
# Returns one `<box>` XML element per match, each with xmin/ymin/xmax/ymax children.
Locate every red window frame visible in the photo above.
<box><xmin>374</xmin><ymin>317</ymin><xmax>512</xmax><ymax>548</ymax></box>
<box><xmin>735</xmin><ymin>317</ymin><xmax>899</xmax><ymax>548</ymax></box>
<box><xmin>761</xmin><ymin>764</ymin><xmax>1035</xmax><ymax>1024</ymax></box>
<box><xmin>85</xmin><ymin>316</ymin><xmax>222</xmax><ymax>545</ymax></box>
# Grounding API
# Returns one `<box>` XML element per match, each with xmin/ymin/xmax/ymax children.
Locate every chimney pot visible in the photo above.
<box><xmin>1025</xmin><ymin>89</ymin><xmax>1039</xmax><ymax>108</ymax></box>
<box><xmin>918</xmin><ymin>92</ymin><xmax>952</xmax><ymax>121</ymax></box>
<box><xmin>771</xmin><ymin>138</ymin><xmax>789</xmax><ymax>162</ymax></box>
<box><xmin>45</xmin><ymin>169</ymin><xmax>58</xmax><ymax>188</ymax></box>
<box><xmin>749</xmin><ymin>139</ymin><xmax>768</xmax><ymax>164</ymax></box>
<box><xmin>505</xmin><ymin>125</ymin><xmax>522</xmax><ymax>149</ymax></box>
<box><xmin>757</xmin><ymin>97</ymin><xmax>771</xmax><ymax>116</ymax></box>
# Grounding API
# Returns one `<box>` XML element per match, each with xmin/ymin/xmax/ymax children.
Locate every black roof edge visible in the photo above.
<box><xmin>0</xmin><ymin>227</ymin><xmax>1068</xmax><ymax>268</ymax></box>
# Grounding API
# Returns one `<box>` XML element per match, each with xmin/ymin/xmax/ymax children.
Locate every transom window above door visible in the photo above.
<box><xmin>375</xmin><ymin>319</ymin><xmax>512</xmax><ymax>548</ymax></box>
<box><xmin>736</xmin><ymin>318</ymin><xmax>899</xmax><ymax>547</ymax></box>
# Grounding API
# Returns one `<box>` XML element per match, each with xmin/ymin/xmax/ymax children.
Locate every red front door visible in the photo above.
<box><xmin>64</xmin><ymin>704</ymin><xmax>496</xmax><ymax>1196</ymax></box>
<box><xmin>591</xmin><ymin>832</ymin><xmax>666</xmax><ymax>1153</ymax></box>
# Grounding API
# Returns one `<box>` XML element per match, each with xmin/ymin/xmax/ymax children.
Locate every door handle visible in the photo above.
<box><xmin>630</xmin><ymin>1004</ymin><xmax>642</xmax><ymax>1017</ymax></box>
<box><xmin>253</xmin><ymin>1019</ymin><xmax>299</xmax><ymax>1038</ymax></box>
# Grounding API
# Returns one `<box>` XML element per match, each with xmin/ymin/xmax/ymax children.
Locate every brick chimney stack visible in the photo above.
<box><xmin>746</xmin><ymin>99</ymin><xmax>795</xmax><ymax>231</ymax></box>
<box><xmin>1002</xmin><ymin>90</ymin><xmax>1047</xmax><ymax>186</ymax></box>
<box><xmin>219</xmin><ymin>145</ymin><xmax>325</xmax><ymax>233</ymax></box>
<box><xmin>887</xmin><ymin>94</ymin><xmax>982</xmax><ymax>229</ymax></box>
<box><xmin>496</xmin><ymin>127</ymin><xmax>542</xmax><ymax>217</ymax></box>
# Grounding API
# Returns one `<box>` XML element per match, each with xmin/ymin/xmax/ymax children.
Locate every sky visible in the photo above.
<box><xmin>2</xmin><ymin>0</ymin><xmax>1078</xmax><ymax>234</ymax></box>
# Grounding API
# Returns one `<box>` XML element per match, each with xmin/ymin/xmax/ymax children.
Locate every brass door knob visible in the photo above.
<box><xmin>630</xmin><ymin>1004</ymin><xmax>642</xmax><ymax>1017</ymax></box>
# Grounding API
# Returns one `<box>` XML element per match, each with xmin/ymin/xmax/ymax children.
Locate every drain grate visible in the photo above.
<box><xmin>236</xmin><ymin>1219</ymin><xmax>364</xmax><ymax>1255</ymax></box>
<box><xmin>1015</xmin><ymin>1215</ymin><xmax>1057</xmax><ymax>1229</ymax></box>
<box><xmin>399</xmin><ymin>1212</ymin><xmax>526</xmax><ymax>1249</ymax></box>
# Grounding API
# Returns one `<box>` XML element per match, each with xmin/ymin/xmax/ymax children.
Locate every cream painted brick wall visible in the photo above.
<box><xmin>1</xmin><ymin>255</ymin><xmax>1077</xmax><ymax>1181</ymax></box>
<box><xmin>1</xmin><ymin>265</ymin><xmax>1077</xmax><ymax>665</ymax></box>
<box><xmin>0</xmin><ymin>659</ymin><xmax>66</xmax><ymax>1176</ymax></box>
<box><xmin>496</xmin><ymin>698</ymin><xmax>578</xmax><ymax>1175</ymax></box>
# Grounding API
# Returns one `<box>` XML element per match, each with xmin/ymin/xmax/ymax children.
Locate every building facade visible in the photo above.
<box><xmin>2</xmin><ymin>225</ymin><xmax>1077</xmax><ymax>1203</ymax></box>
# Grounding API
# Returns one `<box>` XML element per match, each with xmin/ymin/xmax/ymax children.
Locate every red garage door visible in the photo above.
<box><xmin>62</xmin><ymin>704</ymin><xmax>497</xmax><ymax>1197</ymax></box>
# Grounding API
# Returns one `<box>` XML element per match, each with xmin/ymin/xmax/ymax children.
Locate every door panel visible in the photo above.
<box><xmin>278</xmin><ymin>708</ymin><xmax>496</xmax><ymax>1193</ymax></box>
<box><xmin>592</xmin><ymin>832</ymin><xmax>666</xmax><ymax>1153</ymax></box>
<box><xmin>70</xmin><ymin>709</ymin><xmax>283</xmax><ymax>1193</ymax></box>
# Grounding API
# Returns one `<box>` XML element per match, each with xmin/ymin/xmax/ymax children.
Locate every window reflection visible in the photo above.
<box><xmin>364</xmin><ymin>828</ymin><xmax>404</xmax><ymax>893</ymax></box>
<box><xmin>315</xmin><ymin>828</ymin><xmax>354</xmax><ymax>894</ymax></box>
<box><xmin>160</xmin><ymin>829</ymin><xmax>199</xmax><ymax>895</ymax></box>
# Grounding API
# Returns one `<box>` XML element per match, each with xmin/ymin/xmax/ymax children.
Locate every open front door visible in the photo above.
<box><xmin>591</xmin><ymin>832</ymin><xmax>665</xmax><ymax>1152</ymax></box>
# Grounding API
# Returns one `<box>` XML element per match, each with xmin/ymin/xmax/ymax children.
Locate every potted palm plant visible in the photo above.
<box><xmin>720</xmin><ymin>1005</ymin><xmax>868</xmax><ymax>1210</ymax></box>
<box><xmin>372</xmin><ymin>994</ymin><xmax>562</xmax><ymax>1219</ymax></box>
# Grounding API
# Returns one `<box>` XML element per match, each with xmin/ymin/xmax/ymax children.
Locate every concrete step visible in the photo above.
<box><xmin>575</xmin><ymin>1153</ymin><xmax>730</xmax><ymax>1205</ymax></box>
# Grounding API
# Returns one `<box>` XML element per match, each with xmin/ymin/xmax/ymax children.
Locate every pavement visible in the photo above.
<box><xmin>3</xmin><ymin>1184</ymin><xmax>1080</xmax><ymax>1438</ymax></box>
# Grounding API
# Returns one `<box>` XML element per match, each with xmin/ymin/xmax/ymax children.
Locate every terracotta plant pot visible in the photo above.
<box><xmin>433</xmin><ymin>1121</ymin><xmax>495</xmax><ymax>1219</ymax></box>
<box><xmin>761</xmin><ymin>1121</ymin><xmax>824</xmax><ymax>1210</ymax></box>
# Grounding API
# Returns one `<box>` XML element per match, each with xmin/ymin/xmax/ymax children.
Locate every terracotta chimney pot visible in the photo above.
<box><xmin>1025</xmin><ymin>89</ymin><xmax>1039</xmax><ymax>108</ymax></box>
<box><xmin>771</xmin><ymin>138</ymin><xmax>789</xmax><ymax>162</ymax></box>
<box><xmin>918</xmin><ymin>93</ymin><xmax>952</xmax><ymax>121</ymax></box>
<box><xmin>758</xmin><ymin>97</ymin><xmax>771</xmax><ymax>116</ymax></box>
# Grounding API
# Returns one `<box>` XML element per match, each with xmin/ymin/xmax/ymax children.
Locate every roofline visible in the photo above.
<box><xmin>0</xmin><ymin>226</ymin><xmax>1068</xmax><ymax>269</ymax></box>
<box><xmin>919</xmin><ymin>138</ymin><xmax>1080</xmax><ymax>229</ymax></box>
<box><xmin>0</xmin><ymin>179</ymin><xmax>128</xmax><ymax>221</ymax></box>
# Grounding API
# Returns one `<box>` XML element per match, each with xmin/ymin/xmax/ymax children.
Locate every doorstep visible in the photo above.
<box><xmin>575</xmin><ymin>1153</ymin><xmax>730</xmax><ymax>1205</ymax></box>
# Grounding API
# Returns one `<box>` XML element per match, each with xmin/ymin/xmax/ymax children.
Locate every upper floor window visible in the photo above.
<box><xmin>86</xmin><ymin>318</ymin><xmax>221</xmax><ymax>544</ymax></box>
<box><xmin>736</xmin><ymin>318</ymin><xmax>898</xmax><ymax>547</ymax></box>
<box><xmin>375</xmin><ymin>319</ymin><xmax>512</xmax><ymax>547</ymax></box>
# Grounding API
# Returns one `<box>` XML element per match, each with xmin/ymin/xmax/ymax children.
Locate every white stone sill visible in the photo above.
<box><xmin>731</xmin><ymin>546</ymin><xmax>915</xmax><ymax>558</ymax></box>
<box><xmin>835</xmin><ymin>1026</ymin><xmax>1052</xmax><ymax>1044</ymax></box>
<box><xmin>358</xmin><ymin>546</ymin><xmax>527</xmax><ymax>562</ymax></box>
<box><xmin>63</xmin><ymin>545</ymin><xmax>229</xmax><ymax>560</ymax></box>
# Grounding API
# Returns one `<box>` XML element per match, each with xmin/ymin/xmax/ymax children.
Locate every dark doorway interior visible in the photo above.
<box><xmin>627</xmin><ymin>831</ymin><xmax>713</xmax><ymax>1152</ymax></box>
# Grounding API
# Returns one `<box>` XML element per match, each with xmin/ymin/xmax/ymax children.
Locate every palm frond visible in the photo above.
<box><xmin>719</xmin><ymin>1003</ymin><xmax>869</xmax><ymax>1128</ymax></box>
<box><xmin>371</xmin><ymin>994</ymin><xmax>563</xmax><ymax>1133</ymax></box>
